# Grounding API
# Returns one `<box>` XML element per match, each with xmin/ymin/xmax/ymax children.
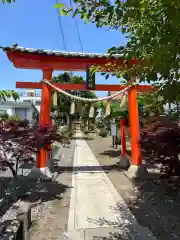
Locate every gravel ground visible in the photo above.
<box><xmin>0</xmin><ymin>140</ymin><xmax>75</xmax><ymax>239</ymax></box>
<box><xmin>0</xmin><ymin>157</ymin><xmax>35</xmax><ymax>202</ymax></box>
<box><xmin>86</xmin><ymin>133</ymin><xmax>180</xmax><ymax>240</ymax></box>
<box><xmin>29</xmin><ymin>140</ymin><xmax>76</xmax><ymax>240</ymax></box>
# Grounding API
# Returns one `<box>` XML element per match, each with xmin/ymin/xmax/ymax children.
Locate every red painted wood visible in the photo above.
<box><xmin>120</xmin><ymin>118</ymin><xmax>127</xmax><ymax>157</ymax></box>
<box><xmin>16</xmin><ymin>82</ymin><xmax>42</xmax><ymax>89</ymax></box>
<box><xmin>7</xmin><ymin>51</ymin><xmax>140</xmax><ymax>71</ymax></box>
<box><xmin>37</xmin><ymin>69</ymin><xmax>53</xmax><ymax>169</ymax></box>
<box><xmin>16</xmin><ymin>81</ymin><xmax>154</xmax><ymax>92</ymax></box>
<box><xmin>128</xmin><ymin>87</ymin><xmax>142</xmax><ymax>165</ymax></box>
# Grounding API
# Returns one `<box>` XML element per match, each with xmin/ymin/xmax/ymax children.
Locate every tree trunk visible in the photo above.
<box><xmin>15</xmin><ymin>159</ymin><xmax>19</xmax><ymax>175</ymax></box>
<box><xmin>6</xmin><ymin>161</ymin><xmax>17</xmax><ymax>177</ymax></box>
<box><xmin>69</xmin><ymin>115</ymin><xmax>72</xmax><ymax>130</ymax></box>
<box><xmin>176</xmin><ymin>102</ymin><xmax>179</xmax><ymax>116</ymax></box>
<box><xmin>4</xmin><ymin>152</ymin><xmax>17</xmax><ymax>177</ymax></box>
<box><xmin>66</xmin><ymin>114</ymin><xmax>69</xmax><ymax>126</ymax></box>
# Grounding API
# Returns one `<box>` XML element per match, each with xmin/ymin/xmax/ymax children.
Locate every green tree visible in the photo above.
<box><xmin>0</xmin><ymin>90</ymin><xmax>19</xmax><ymax>101</ymax></box>
<box><xmin>95</xmin><ymin>100</ymin><xmax>128</xmax><ymax>120</ymax></box>
<box><xmin>51</xmin><ymin>72</ymin><xmax>97</xmax><ymax>130</ymax></box>
<box><xmin>138</xmin><ymin>92</ymin><xmax>165</xmax><ymax>118</ymax></box>
<box><xmin>56</xmin><ymin>1</ymin><xmax>180</xmax><ymax>101</ymax></box>
<box><xmin>1</xmin><ymin>0</ymin><xmax>15</xmax><ymax>3</ymax></box>
<box><xmin>0</xmin><ymin>90</ymin><xmax>19</xmax><ymax>119</ymax></box>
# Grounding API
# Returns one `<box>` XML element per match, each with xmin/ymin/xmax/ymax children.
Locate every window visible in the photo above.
<box><xmin>27</xmin><ymin>91</ymin><xmax>34</xmax><ymax>97</ymax></box>
<box><xmin>23</xmin><ymin>100</ymin><xmax>32</xmax><ymax>104</ymax></box>
<box><xmin>35</xmin><ymin>101</ymin><xmax>41</xmax><ymax>106</ymax></box>
<box><xmin>14</xmin><ymin>108</ymin><xmax>27</xmax><ymax>119</ymax></box>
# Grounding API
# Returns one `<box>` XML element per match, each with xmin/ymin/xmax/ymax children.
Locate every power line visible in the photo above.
<box><xmin>56</xmin><ymin>0</ymin><xmax>67</xmax><ymax>51</ymax></box>
<box><xmin>69</xmin><ymin>0</ymin><xmax>84</xmax><ymax>52</ymax></box>
<box><xmin>55</xmin><ymin>0</ymin><xmax>83</xmax><ymax>77</ymax></box>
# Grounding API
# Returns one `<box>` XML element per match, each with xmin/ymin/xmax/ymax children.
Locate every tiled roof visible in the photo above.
<box><xmin>0</xmin><ymin>45</ymin><xmax>123</xmax><ymax>60</ymax></box>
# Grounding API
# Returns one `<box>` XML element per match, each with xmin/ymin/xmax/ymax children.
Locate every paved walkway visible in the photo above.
<box><xmin>64</xmin><ymin>132</ymin><xmax>156</xmax><ymax>239</ymax></box>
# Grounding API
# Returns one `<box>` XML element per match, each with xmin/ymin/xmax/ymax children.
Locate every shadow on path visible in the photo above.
<box><xmin>70</xmin><ymin>136</ymin><xmax>94</xmax><ymax>141</ymax></box>
<box><xmin>19</xmin><ymin>158</ymin><xmax>36</xmax><ymax>170</ymax></box>
<box><xmin>52</xmin><ymin>164</ymin><xmax>123</xmax><ymax>174</ymax></box>
<box><xmin>99</xmin><ymin>150</ymin><xmax>121</xmax><ymax>158</ymax></box>
<box><xmin>20</xmin><ymin>180</ymin><xmax>71</xmax><ymax>203</ymax></box>
<box><xmin>0</xmin><ymin>166</ymin><xmax>71</xmax><ymax>220</ymax></box>
<box><xmin>127</xmin><ymin>173</ymin><xmax>180</xmax><ymax>240</ymax></box>
<box><xmin>85</xmin><ymin>134</ymin><xmax>180</xmax><ymax>239</ymax></box>
<box><xmin>85</xmin><ymin>202</ymin><xmax>155</xmax><ymax>240</ymax></box>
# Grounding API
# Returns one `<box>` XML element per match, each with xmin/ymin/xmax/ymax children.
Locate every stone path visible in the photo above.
<box><xmin>28</xmin><ymin>131</ymin><xmax>180</xmax><ymax>239</ymax></box>
<box><xmin>64</xmin><ymin>132</ymin><xmax>156</xmax><ymax>239</ymax></box>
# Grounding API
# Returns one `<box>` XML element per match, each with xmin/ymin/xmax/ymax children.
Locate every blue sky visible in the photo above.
<box><xmin>0</xmin><ymin>0</ymin><xmax>127</xmax><ymax>96</ymax></box>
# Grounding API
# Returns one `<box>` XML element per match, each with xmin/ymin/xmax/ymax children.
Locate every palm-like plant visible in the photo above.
<box><xmin>138</xmin><ymin>92</ymin><xmax>165</xmax><ymax>118</ymax></box>
<box><xmin>0</xmin><ymin>90</ymin><xmax>19</xmax><ymax>102</ymax></box>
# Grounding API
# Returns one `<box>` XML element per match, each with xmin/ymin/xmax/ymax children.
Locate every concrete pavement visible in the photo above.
<box><xmin>64</xmin><ymin>132</ymin><xmax>156</xmax><ymax>239</ymax></box>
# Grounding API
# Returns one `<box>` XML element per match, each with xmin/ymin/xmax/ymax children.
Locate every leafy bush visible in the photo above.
<box><xmin>140</xmin><ymin>117</ymin><xmax>180</xmax><ymax>176</ymax></box>
<box><xmin>68</xmin><ymin>129</ymin><xmax>74</xmax><ymax>137</ymax></box>
<box><xmin>89</xmin><ymin>123</ymin><xmax>96</xmax><ymax>132</ymax></box>
<box><xmin>84</xmin><ymin>129</ymin><xmax>89</xmax><ymax>135</ymax></box>
<box><xmin>80</xmin><ymin>122</ymin><xmax>85</xmax><ymax>130</ymax></box>
<box><xmin>0</xmin><ymin>112</ymin><xmax>9</xmax><ymax>120</ymax></box>
<box><xmin>95</xmin><ymin>118</ymin><xmax>105</xmax><ymax>129</ymax></box>
<box><xmin>8</xmin><ymin>115</ymin><xmax>21</xmax><ymax>121</ymax></box>
<box><xmin>99</xmin><ymin>127</ymin><xmax>107</xmax><ymax>137</ymax></box>
<box><xmin>0</xmin><ymin>119</ymin><xmax>67</xmax><ymax>177</ymax></box>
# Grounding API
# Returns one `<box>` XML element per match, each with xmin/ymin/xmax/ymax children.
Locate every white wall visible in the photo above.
<box><xmin>0</xmin><ymin>102</ymin><xmax>33</xmax><ymax>123</ymax></box>
<box><xmin>9</xmin><ymin>89</ymin><xmax>41</xmax><ymax>110</ymax></box>
<box><xmin>0</xmin><ymin>105</ymin><xmax>13</xmax><ymax>116</ymax></box>
<box><xmin>20</xmin><ymin>96</ymin><xmax>41</xmax><ymax>106</ymax></box>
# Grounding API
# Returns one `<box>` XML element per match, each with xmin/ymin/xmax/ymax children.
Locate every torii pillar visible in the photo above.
<box><xmin>127</xmin><ymin>85</ymin><xmax>147</xmax><ymax>178</ymax></box>
<box><xmin>119</xmin><ymin>83</ymin><xmax>148</xmax><ymax>179</ymax></box>
<box><xmin>36</xmin><ymin>69</ymin><xmax>53</xmax><ymax>177</ymax></box>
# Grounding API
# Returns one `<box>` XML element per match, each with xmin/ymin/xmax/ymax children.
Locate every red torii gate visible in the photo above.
<box><xmin>1</xmin><ymin>45</ymin><xmax>153</xmax><ymax>175</ymax></box>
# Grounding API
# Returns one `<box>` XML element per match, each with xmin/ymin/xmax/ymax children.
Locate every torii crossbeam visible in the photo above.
<box><xmin>1</xmin><ymin>45</ymin><xmax>154</xmax><ymax>177</ymax></box>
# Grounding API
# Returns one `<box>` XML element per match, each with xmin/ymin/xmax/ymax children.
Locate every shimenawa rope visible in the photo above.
<box><xmin>41</xmin><ymin>79</ymin><xmax>131</xmax><ymax>102</ymax></box>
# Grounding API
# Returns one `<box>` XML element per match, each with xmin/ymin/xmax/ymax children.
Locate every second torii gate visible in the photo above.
<box><xmin>1</xmin><ymin>45</ymin><xmax>154</xmax><ymax>177</ymax></box>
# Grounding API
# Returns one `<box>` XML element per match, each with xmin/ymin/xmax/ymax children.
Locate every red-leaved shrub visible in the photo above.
<box><xmin>0</xmin><ymin>119</ymin><xmax>66</xmax><ymax>176</ymax></box>
<box><xmin>140</xmin><ymin>117</ymin><xmax>180</xmax><ymax>176</ymax></box>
